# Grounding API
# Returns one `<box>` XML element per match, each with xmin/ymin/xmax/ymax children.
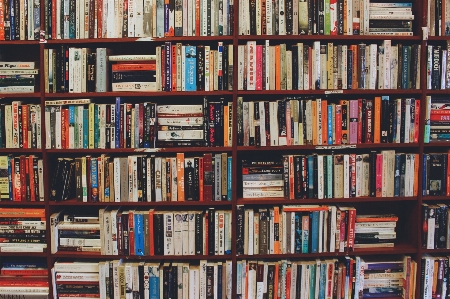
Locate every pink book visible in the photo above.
<box><xmin>256</xmin><ymin>45</ymin><xmax>263</xmax><ymax>90</ymax></box>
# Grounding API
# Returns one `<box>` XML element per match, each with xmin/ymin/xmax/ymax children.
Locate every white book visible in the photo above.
<box><xmin>313</xmin><ymin>41</ymin><xmax>321</xmax><ymax>90</ymax></box>
<box><xmin>134</xmin><ymin>0</ymin><xmax>144</xmax><ymax>37</ymax></box>
<box><xmin>205</xmin><ymin>46</ymin><xmax>211</xmax><ymax>91</ymax></box>
<box><xmin>317</xmin><ymin>98</ymin><xmax>322</xmax><ymax>145</ymax></box>
<box><xmin>427</xmin><ymin>209</ymin><xmax>435</xmax><ymax>249</ymax></box>
<box><xmin>355</xmin><ymin>154</ymin><xmax>362</xmax><ymax>197</ymax></box>
<box><xmin>75</xmin><ymin>0</ymin><xmax>81</xmax><ymax>39</ymax></box>
<box><xmin>244</xmin><ymin>0</ymin><xmax>250</xmax><ymax>34</ymax></box>
<box><xmin>368</xmin><ymin>44</ymin><xmax>377</xmax><ymax>89</ymax></box>
<box><xmin>248</xmin><ymin>209</ymin><xmax>254</xmax><ymax>255</ymax></box>
<box><xmin>318</xmin><ymin>155</ymin><xmax>324</xmax><ymax>199</ymax></box>
<box><xmin>329</xmin><ymin>206</ymin><xmax>337</xmax><ymax>252</ymax></box>
<box><xmin>156</xmin><ymin>46</ymin><xmax>162</xmax><ymax>91</ymax></box>
<box><xmin>199</xmin><ymin>260</ymin><xmax>207</xmax><ymax>299</ymax></box>
<box><xmin>404</xmin><ymin>99</ymin><xmax>411</xmax><ymax>143</ymax></box>
<box><xmin>390</xmin><ymin>45</ymin><xmax>398</xmax><ymax>89</ymax></box>
<box><xmin>279</xmin><ymin>0</ymin><xmax>285</xmax><ymax>34</ymax></box>
<box><xmin>55</xmin><ymin>107</ymin><xmax>62</xmax><ymax>149</ymax></box>
<box><xmin>259</xmin><ymin>101</ymin><xmax>266</xmax><ymax>146</ymax></box>
<box><xmin>269</xmin><ymin>46</ymin><xmax>276</xmax><ymax>90</ymax></box>
<box><xmin>146</xmin><ymin>157</ymin><xmax>152</xmax><ymax>202</ymax></box>
<box><xmin>173</xmin><ymin>212</ymin><xmax>183</xmax><ymax>255</ymax></box>
<box><xmin>163</xmin><ymin>212</ymin><xmax>174</xmax><ymax>255</ymax></box>
<box><xmin>247</xmin><ymin>41</ymin><xmax>256</xmax><ymax>90</ymax></box>
<box><xmin>343</xmin><ymin>154</ymin><xmax>350</xmax><ymax>198</ymax></box>
<box><xmin>286</xmin><ymin>51</ymin><xmax>292</xmax><ymax>90</ymax></box>
<box><xmin>269</xmin><ymin>101</ymin><xmax>278</xmax><ymax>146</ymax></box>
<box><xmin>124</xmin><ymin>0</ymin><xmax>133</xmax><ymax>37</ymax></box>
<box><xmin>5</xmin><ymin>105</ymin><xmax>12</xmax><ymax>149</ymax></box>
<box><xmin>154</xmin><ymin>157</ymin><xmax>162</xmax><ymax>201</ymax></box>
<box><xmin>237</xmin><ymin>45</ymin><xmax>244</xmax><ymax>90</ymax></box>
<box><xmin>410</xmin><ymin>154</ymin><xmax>415</xmax><ymax>196</ymax></box>
<box><xmin>188</xmin><ymin>212</ymin><xmax>196</xmax><ymax>255</ymax></box>
<box><xmin>383</xmin><ymin>40</ymin><xmax>391</xmax><ymax>89</ymax></box>
<box><xmin>298</xmin><ymin>43</ymin><xmax>304</xmax><ymax>90</ymax></box>
<box><xmin>110</xmin><ymin>209</ymin><xmax>118</xmax><ymax>255</ymax></box>
<box><xmin>189</xmin><ymin>266</ymin><xmax>200</xmax><ymax>299</ymax></box>
<box><xmin>378</xmin><ymin>45</ymin><xmax>384</xmax><ymax>89</ymax></box>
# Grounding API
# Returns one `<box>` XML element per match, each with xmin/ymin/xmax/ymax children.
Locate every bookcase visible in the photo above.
<box><xmin>1</xmin><ymin>0</ymin><xmax>449</xmax><ymax>298</ymax></box>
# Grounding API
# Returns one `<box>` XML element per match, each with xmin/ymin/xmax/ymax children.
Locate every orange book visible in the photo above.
<box><xmin>273</xmin><ymin>262</ymin><xmax>279</xmax><ymax>298</ymax></box>
<box><xmin>19</xmin><ymin>156</ymin><xmax>26</xmax><ymax>201</ymax></box>
<box><xmin>195</xmin><ymin>0</ymin><xmax>201</xmax><ymax>35</ymax></box>
<box><xmin>275</xmin><ymin>45</ymin><xmax>281</xmax><ymax>90</ymax></box>
<box><xmin>312</xmin><ymin>100</ymin><xmax>317</xmax><ymax>145</ymax></box>
<box><xmin>149</xmin><ymin>209</ymin><xmax>154</xmax><ymax>256</ymax></box>
<box><xmin>176</xmin><ymin>153</ymin><xmax>185</xmax><ymax>201</ymax></box>
<box><xmin>97</xmin><ymin>0</ymin><xmax>103</xmax><ymax>38</ymax></box>
<box><xmin>0</xmin><ymin>2</ymin><xmax>4</xmax><ymax>40</ymax></box>
<box><xmin>286</xmin><ymin>263</ymin><xmax>291</xmax><ymax>299</ymax></box>
<box><xmin>223</xmin><ymin>104</ymin><xmax>229</xmax><ymax>147</ymax></box>
<box><xmin>373</xmin><ymin>96</ymin><xmax>381</xmax><ymax>143</ymax></box>
<box><xmin>322</xmin><ymin>99</ymin><xmax>328</xmax><ymax>145</ymax></box>
<box><xmin>273</xmin><ymin>206</ymin><xmax>280</xmax><ymax>254</ymax></box>
<box><xmin>351</xmin><ymin>45</ymin><xmax>358</xmax><ymax>89</ymax></box>
<box><xmin>112</xmin><ymin>63</ymin><xmax>157</xmax><ymax>71</ymax></box>
<box><xmin>355</xmin><ymin>214</ymin><xmax>398</xmax><ymax>222</ymax></box>
<box><xmin>21</xmin><ymin>105</ymin><xmax>28</xmax><ymax>149</ymax></box>
<box><xmin>414</xmin><ymin>99</ymin><xmax>420</xmax><ymax>143</ymax></box>
<box><xmin>0</xmin><ymin>207</ymin><xmax>45</xmax><ymax>218</ymax></box>
<box><xmin>128</xmin><ymin>210</ymin><xmax>135</xmax><ymax>255</ymax></box>
<box><xmin>172</xmin><ymin>44</ymin><xmax>177</xmax><ymax>91</ymax></box>
<box><xmin>282</xmin><ymin>205</ymin><xmax>330</xmax><ymax>212</ymax></box>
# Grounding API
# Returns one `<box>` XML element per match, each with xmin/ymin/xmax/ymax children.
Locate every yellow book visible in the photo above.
<box><xmin>177</xmin><ymin>153</ymin><xmax>185</xmax><ymax>201</ymax></box>
<box><xmin>374</xmin><ymin>96</ymin><xmax>381</xmax><ymax>143</ymax></box>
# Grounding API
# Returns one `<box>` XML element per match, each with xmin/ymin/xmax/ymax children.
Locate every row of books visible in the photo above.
<box><xmin>0</xmin><ymin>261</ymin><xmax>48</xmax><ymax>297</ymax></box>
<box><xmin>52</xmin><ymin>260</ymin><xmax>232</xmax><ymax>299</ymax></box>
<box><xmin>421</xmin><ymin>256</ymin><xmax>450</xmax><ymax>299</ymax></box>
<box><xmin>237</xmin><ymin>97</ymin><xmax>420</xmax><ymax>147</ymax></box>
<box><xmin>51</xmin><ymin>208</ymin><xmax>232</xmax><ymax>256</ymax></box>
<box><xmin>0</xmin><ymin>208</ymin><xmax>46</xmax><ymax>253</ymax></box>
<box><xmin>426</xmin><ymin>43</ymin><xmax>450</xmax><ymax>90</ymax></box>
<box><xmin>236</xmin><ymin>256</ymin><xmax>416</xmax><ymax>299</ymax></box>
<box><xmin>49</xmin><ymin>152</ymin><xmax>231</xmax><ymax>203</ymax></box>
<box><xmin>44</xmin><ymin>99</ymin><xmax>232</xmax><ymax>149</ymax></box>
<box><xmin>238</xmin><ymin>0</ymin><xmax>414</xmax><ymax>36</ymax></box>
<box><xmin>237</xmin><ymin>40</ymin><xmax>421</xmax><ymax>91</ymax></box>
<box><xmin>0</xmin><ymin>155</ymin><xmax>44</xmax><ymax>202</ymax></box>
<box><xmin>0</xmin><ymin>0</ymin><xmax>40</xmax><ymax>40</ymax></box>
<box><xmin>44</xmin><ymin>43</ymin><xmax>234</xmax><ymax>93</ymax></box>
<box><xmin>422</xmin><ymin>203</ymin><xmax>450</xmax><ymax>250</ymax></box>
<box><xmin>43</xmin><ymin>0</ymin><xmax>234</xmax><ymax>40</ymax></box>
<box><xmin>427</xmin><ymin>0</ymin><xmax>450</xmax><ymax>36</ymax></box>
<box><xmin>424</xmin><ymin>96</ymin><xmax>450</xmax><ymax>142</ymax></box>
<box><xmin>423</xmin><ymin>153</ymin><xmax>450</xmax><ymax>197</ymax></box>
<box><xmin>236</xmin><ymin>205</ymin><xmax>399</xmax><ymax>255</ymax></box>
<box><xmin>0</xmin><ymin>62</ymin><xmax>39</xmax><ymax>93</ymax></box>
<box><xmin>242</xmin><ymin>150</ymin><xmax>419</xmax><ymax>200</ymax></box>
<box><xmin>0</xmin><ymin>102</ymin><xmax>42</xmax><ymax>149</ymax></box>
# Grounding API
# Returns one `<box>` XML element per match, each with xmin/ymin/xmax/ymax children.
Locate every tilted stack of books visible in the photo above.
<box><xmin>52</xmin><ymin>261</ymin><xmax>99</xmax><ymax>299</ymax></box>
<box><xmin>110</xmin><ymin>54</ymin><xmax>157</xmax><ymax>92</ymax></box>
<box><xmin>368</xmin><ymin>3</ymin><xmax>414</xmax><ymax>36</ymax></box>
<box><xmin>0</xmin><ymin>61</ymin><xmax>38</xmax><ymax>93</ymax></box>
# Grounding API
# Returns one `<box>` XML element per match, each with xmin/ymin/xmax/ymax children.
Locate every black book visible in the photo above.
<box><xmin>184</xmin><ymin>159</ymin><xmax>195</xmax><ymax>201</ymax></box>
<box><xmin>87</xmin><ymin>51</ymin><xmax>96</xmax><ymax>92</ymax></box>
<box><xmin>235</xmin><ymin>205</ymin><xmax>244</xmax><ymax>255</ymax></box>
<box><xmin>313</xmin><ymin>154</ymin><xmax>318</xmax><ymax>198</ymax></box>
<box><xmin>295</xmin><ymin>212</ymin><xmax>302</xmax><ymax>253</ymax></box>
<box><xmin>259</xmin><ymin>209</ymin><xmax>268</xmax><ymax>254</ymax></box>
<box><xmin>400</xmin><ymin>99</ymin><xmax>406</xmax><ymax>143</ymax></box>
<box><xmin>294</xmin><ymin>155</ymin><xmax>303</xmax><ymax>199</ymax></box>
<box><xmin>249</xmin><ymin>0</ymin><xmax>256</xmax><ymax>35</ymax></box>
<box><xmin>195</xmin><ymin>212</ymin><xmax>203</xmax><ymax>255</ymax></box>
<box><xmin>380</xmin><ymin>97</ymin><xmax>389</xmax><ymax>143</ymax></box>
<box><xmin>142</xmin><ymin>157</ymin><xmax>147</xmax><ymax>202</ymax></box>
<box><xmin>13</xmin><ymin>0</ymin><xmax>19</xmax><ymax>40</ymax></box>
<box><xmin>122</xmin><ymin>213</ymin><xmax>129</xmax><ymax>256</ymax></box>
<box><xmin>153</xmin><ymin>212</ymin><xmax>163</xmax><ymax>255</ymax></box>
<box><xmin>196</xmin><ymin>45</ymin><xmax>205</xmax><ymax>91</ymax></box>
<box><xmin>49</xmin><ymin>158</ymin><xmax>67</xmax><ymax>201</ymax></box>
<box><xmin>292</xmin><ymin>45</ymin><xmax>298</xmax><ymax>90</ymax></box>
<box><xmin>194</xmin><ymin>157</ymin><xmax>200</xmax><ymax>201</ymax></box>
<box><xmin>286</xmin><ymin>0</ymin><xmax>293</xmax><ymax>35</ymax></box>
<box><xmin>432</xmin><ymin>46</ymin><xmax>441</xmax><ymax>90</ymax></box>
<box><xmin>337</xmin><ymin>0</ymin><xmax>344</xmax><ymax>34</ymax></box>
<box><xmin>208</xmin><ymin>208</ymin><xmax>215</xmax><ymax>255</ymax></box>
<box><xmin>222</xmin><ymin>45</ymin><xmax>228</xmax><ymax>90</ymax></box>
<box><xmin>254</xmin><ymin>101</ymin><xmax>260</xmax><ymax>146</ymax></box>
<box><xmin>369</xmin><ymin>151</ymin><xmax>377</xmax><ymax>197</ymax></box>
<box><xmin>437</xmin><ymin>204</ymin><xmax>448</xmax><ymax>248</ymax></box>
<box><xmin>428</xmin><ymin>153</ymin><xmax>446</xmax><ymax>196</ymax></box>
<box><xmin>388</xmin><ymin>98</ymin><xmax>396</xmax><ymax>143</ymax></box>
<box><xmin>4</xmin><ymin>0</ymin><xmax>10</xmax><ymax>40</ymax></box>
<box><xmin>206</xmin><ymin>264</ymin><xmax>214</xmax><ymax>299</ymax></box>
<box><xmin>397</xmin><ymin>44</ymin><xmax>403</xmax><ymax>89</ymax></box>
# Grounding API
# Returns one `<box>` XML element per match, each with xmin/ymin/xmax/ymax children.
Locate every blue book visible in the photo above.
<box><xmin>83</xmin><ymin>109</ymin><xmax>89</xmax><ymax>148</ymax></box>
<box><xmin>327</xmin><ymin>105</ymin><xmax>333</xmax><ymax>144</ymax></box>
<box><xmin>218</xmin><ymin>42</ymin><xmax>223</xmax><ymax>90</ymax></box>
<box><xmin>394</xmin><ymin>154</ymin><xmax>401</xmax><ymax>197</ymax></box>
<box><xmin>185</xmin><ymin>46</ymin><xmax>197</xmax><ymax>91</ymax></box>
<box><xmin>227</xmin><ymin>156</ymin><xmax>232</xmax><ymax>200</ymax></box>
<box><xmin>115</xmin><ymin>97</ymin><xmax>121</xmax><ymax>148</ymax></box>
<box><xmin>310</xmin><ymin>211</ymin><xmax>319</xmax><ymax>253</ymax></box>
<box><xmin>90</xmin><ymin>158</ymin><xmax>99</xmax><ymax>202</ymax></box>
<box><xmin>307</xmin><ymin>155</ymin><xmax>314</xmax><ymax>198</ymax></box>
<box><xmin>309</xmin><ymin>264</ymin><xmax>316</xmax><ymax>299</ymax></box>
<box><xmin>94</xmin><ymin>104</ymin><xmax>99</xmax><ymax>148</ymax></box>
<box><xmin>69</xmin><ymin>105</ymin><xmax>75</xmax><ymax>147</ymax></box>
<box><xmin>319</xmin><ymin>263</ymin><xmax>327</xmax><ymax>299</ymax></box>
<box><xmin>149</xmin><ymin>265</ymin><xmax>160</xmax><ymax>299</ymax></box>
<box><xmin>295</xmin><ymin>212</ymin><xmax>301</xmax><ymax>253</ymax></box>
<box><xmin>134</xmin><ymin>213</ymin><xmax>144</xmax><ymax>256</ymax></box>
<box><xmin>302</xmin><ymin>215</ymin><xmax>309</xmax><ymax>254</ymax></box>
<box><xmin>10</xmin><ymin>0</ymin><xmax>15</xmax><ymax>40</ymax></box>
<box><xmin>402</xmin><ymin>46</ymin><xmax>411</xmax><ymax>89</ymax></box>
<box><xmin>423</xmin><ymin>154</ymin><xmax>428</xmax><ymax>196</ymax></box>
<box><xmin>2</xmin><ymin>261</ymin><xmax>47</xmax><ymax>268</ymax></box>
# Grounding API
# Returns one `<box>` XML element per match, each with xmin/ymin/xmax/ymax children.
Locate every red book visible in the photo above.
<box><xmin>322</xmin><ymin>99</ymin><xmax>328</xmax><ymax>145</ymax></box>
<box><xmin>414</xmin><ymin>99</ymin><xmax>420</xmax><ymax>143</ymax></box>
<box><xmin>0</xmin><ymin>1</ymin><xmax>4</xmax><ymax>40</ymax></box>
<box><xmin>28</xmin><ymin>156</ymin><xmax>36</xmax><ymax>201</ymax></box>
<box><xmin>357</xmin><ymin>99</ymin><xmax>363</xmax><ymax>144</ymax></box>
<box><xmin>195</xmin><ymin>0</ymin><xmax>201</xmax><ymax>35</ymax></box>
<box><xmin>63</xmin><ymin>108</ymin><xmax>69</xmax><ymax>149</ymax></box>
<box><xmin>199</xmin><ymin>157</ymin><xmax>204</xmax><ymax>201</ymax></box>
<box><xmin>19</xmin><ymin>155</ymin><xmax>26</xmax><ymax>201</ymax></box>
<box><xmin>149</xmin><ymin>209</ymin><xmax>154</xmax><ymax>256</ymax></box>
<box><xmin>335</xmin><ymin>104</ymin><xmax>342</xmax><ymax>145</ymax></box>
<box><xmin>347</xmin><ymin>209</ymin><xmax>356</xmax><ymax>251</ymax></box>
<box><xmin>203</xmin><ymin>153</ymin><xmax>212</xmax><ymax>201</ymax></box>
<box><xmin>52</xmin><ymin>0</ymin><xmax>57</xmax><ymax>38</ymax></box>
<box><xmin>0</xmin><ymin>268</ymin><xmax>48</xmax><ymax>276</ymax></box>
<box><xmin>172</xmin><ymin>44</ymin><xmax>177</xmax><ymax>91</ymax></box>
<box><xmin>97</xmin><ymin>0</ymin><xmax>103</xmax><ymax>38</ymax></box>
<box><xmin>128</xmin><ymin>210</ymin><xmax>135</xmax><ymax>255</ymax></box>
<box><xmin>375</xmin><ymin>153</ymin><xmax>383</xmax><ymax>197</ymax></box>
<box><xmin>21</xmin><ymin>104</ymin><xmax>28</xmax><ymax>149</ymax></box>
<box><xmin>256</xmin><ymin>45</ymin><xmax>262</xmax><ymax>90</ymax></box>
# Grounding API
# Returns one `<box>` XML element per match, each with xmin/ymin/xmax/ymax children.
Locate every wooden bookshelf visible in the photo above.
<box><xmin>1</xmin><ymin>0</ymin><xmax>449</xmax><ymax>298</ymax></box>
